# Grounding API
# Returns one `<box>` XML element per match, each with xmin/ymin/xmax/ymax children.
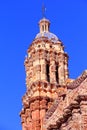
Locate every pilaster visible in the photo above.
<box><xmin>50</xmin><ymin>51</ymin><xmax>56</xmax><ymax>84</ymax></box>
<box><xmin>58</xmin><ymin>53</ymin><xmax>65</xmax><ymax>85</ymax></box>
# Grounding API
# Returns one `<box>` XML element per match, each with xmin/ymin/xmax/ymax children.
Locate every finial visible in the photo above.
<box><xmin>42</xmin><ymin>4</ymin><xmax>46</xmax><ymax>18</ymax></box>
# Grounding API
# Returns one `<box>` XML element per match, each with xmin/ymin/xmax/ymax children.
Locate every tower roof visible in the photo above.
<box><xmin>39</xmin><ymin>17</ymin><xmax>50</xmax><ymax>24</ymax></box>
<box><xmin>35</xmin><ymin>18</ymin><xmax>59</xmax><ymax>43</ymax></box>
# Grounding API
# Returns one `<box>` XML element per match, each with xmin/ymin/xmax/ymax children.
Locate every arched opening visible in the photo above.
<box><xmin>42</xmin><ymin>25</ymin><xmax>44</xmax><ymax>32</ymax></box>
<box><xmin>56</xmin><ymin>65</ymin><xmax>59</xmax><ymax>83</ymax></box>
<box><xmin>46</xmin><ymin>64</ymin><xmax>50</xmax><ymax>82</ymax></box>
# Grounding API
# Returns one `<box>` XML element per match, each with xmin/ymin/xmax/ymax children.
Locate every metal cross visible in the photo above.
<box><xmin>42</xmin><ymin>4</ymin><xmax>46</xmax><ymax>18</ymax></box>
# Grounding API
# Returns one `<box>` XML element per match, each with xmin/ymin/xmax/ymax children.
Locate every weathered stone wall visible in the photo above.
<box><xmin>43</xmin><ymin>71</ymin><xmax>87</xmax><ymax>130</ymax></box>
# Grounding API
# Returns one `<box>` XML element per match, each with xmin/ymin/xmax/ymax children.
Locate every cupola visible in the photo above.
<box><xmin>39</xmin><ymin>18</ymin><xmax>50</xmax><ymax>33</ymax></box>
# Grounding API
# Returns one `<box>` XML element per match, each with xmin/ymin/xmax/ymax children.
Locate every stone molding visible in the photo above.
<box><xmin>67</xmin><ymin>70</ymin><xmax>87</xmax><ymax>89</ymax></box>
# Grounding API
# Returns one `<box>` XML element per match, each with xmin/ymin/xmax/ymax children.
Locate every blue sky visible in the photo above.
<box><xmin>0</xmin><ymin>0</ymin><xmax>87</xmax><ymax>130</ymax></box>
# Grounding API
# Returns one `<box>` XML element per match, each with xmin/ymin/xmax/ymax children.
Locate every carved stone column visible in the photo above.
<box><xmin>33</xmin><ymin>51</ymin><xmax>41</xmax><ymax>82</ymax></box>
<box><xmin>40</xmin><ymin>50</ymin><xmax>47</xmax><ymax>81</ymax></box>
<box><xmin>58</xmin><ymin>53</ymin><xmax>65</xmax><ymax>85</ymax></box>
<box><xmin>29</xmin><ymin>98</ymin><xmax>48</xmax><ymax>130</ymax></box>
<box><xmin>64</xmin><ymin>54</ymin><xmax>69</xmax><ymax>80</ymax></box>
<box><xmin>27</xmin><ymin>58</ymin><xmax>33</xmax><ymax>87</ymax></box>
<box><xmin>30</xmin><ymin>100</ymin><xmax>41</xmax><ymax>130</ymax></box>
<box><xmin>40</xmin><ymin>99</ymin><xmax>47</xmax><ymax>130</ymax></box>
<box><xmin>50</xmin><ymin>51</ymin><xmax>56</xmax><ymax>83</ymax></box>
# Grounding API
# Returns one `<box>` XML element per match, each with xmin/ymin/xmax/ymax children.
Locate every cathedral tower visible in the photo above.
<box><xmin>20</xmin><ymin>17</ymin><xmax>69</xmax><ymax>130</ymax></box>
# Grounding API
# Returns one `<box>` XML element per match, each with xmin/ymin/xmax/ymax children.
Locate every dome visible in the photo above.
<box><xmin>35</xmin><ymin>32</ymin><xmax>59</xmax><ymax>43</ymax></box>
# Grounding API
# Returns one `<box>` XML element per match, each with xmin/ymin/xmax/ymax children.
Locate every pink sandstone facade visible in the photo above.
<box><xmin>20</xmin><ymin>18</ymin><xmax>87</xmax><ymax>130</ymax></box>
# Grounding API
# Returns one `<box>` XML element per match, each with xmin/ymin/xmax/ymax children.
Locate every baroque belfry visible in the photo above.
<box><xmin>20</xmin><ymin>17</ymin><xmax>87</xmax><ymax>130</ymax></box>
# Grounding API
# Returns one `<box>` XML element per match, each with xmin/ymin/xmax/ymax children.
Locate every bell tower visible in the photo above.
<box><xmin>20</xmin><ymin>17</ymin><xmax>69</xmax><ymax>130</ymax></box>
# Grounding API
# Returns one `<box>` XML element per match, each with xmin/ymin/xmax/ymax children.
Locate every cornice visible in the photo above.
<box><xmin>67</xmin><ymin>70</ymin><xmax>87</xmax><ymax>89</ymax></box>
<box><xmin>27</xmin><ymin>37</ymin><xmax>63</xmax><ymax>53</ymax></box>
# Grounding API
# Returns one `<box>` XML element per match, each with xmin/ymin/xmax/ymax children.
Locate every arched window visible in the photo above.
<box><xmin>46</xmin><ymin>64</ymin><xmax>50</xmax><ymax>82</ymax></box>
<box><xmin>42</xmin><ymin>25</ymin><xmax>44</xmax><ymax>31</ymax></box>
<box><xmin>56</xmin><ymin>65</ymin><xmax>58</xmax><ymax>83</ymax></box>
<box><xmin>45</xmin><ymin>25</ymin><xmax>46</xmax><ymax>31</ymax></box>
